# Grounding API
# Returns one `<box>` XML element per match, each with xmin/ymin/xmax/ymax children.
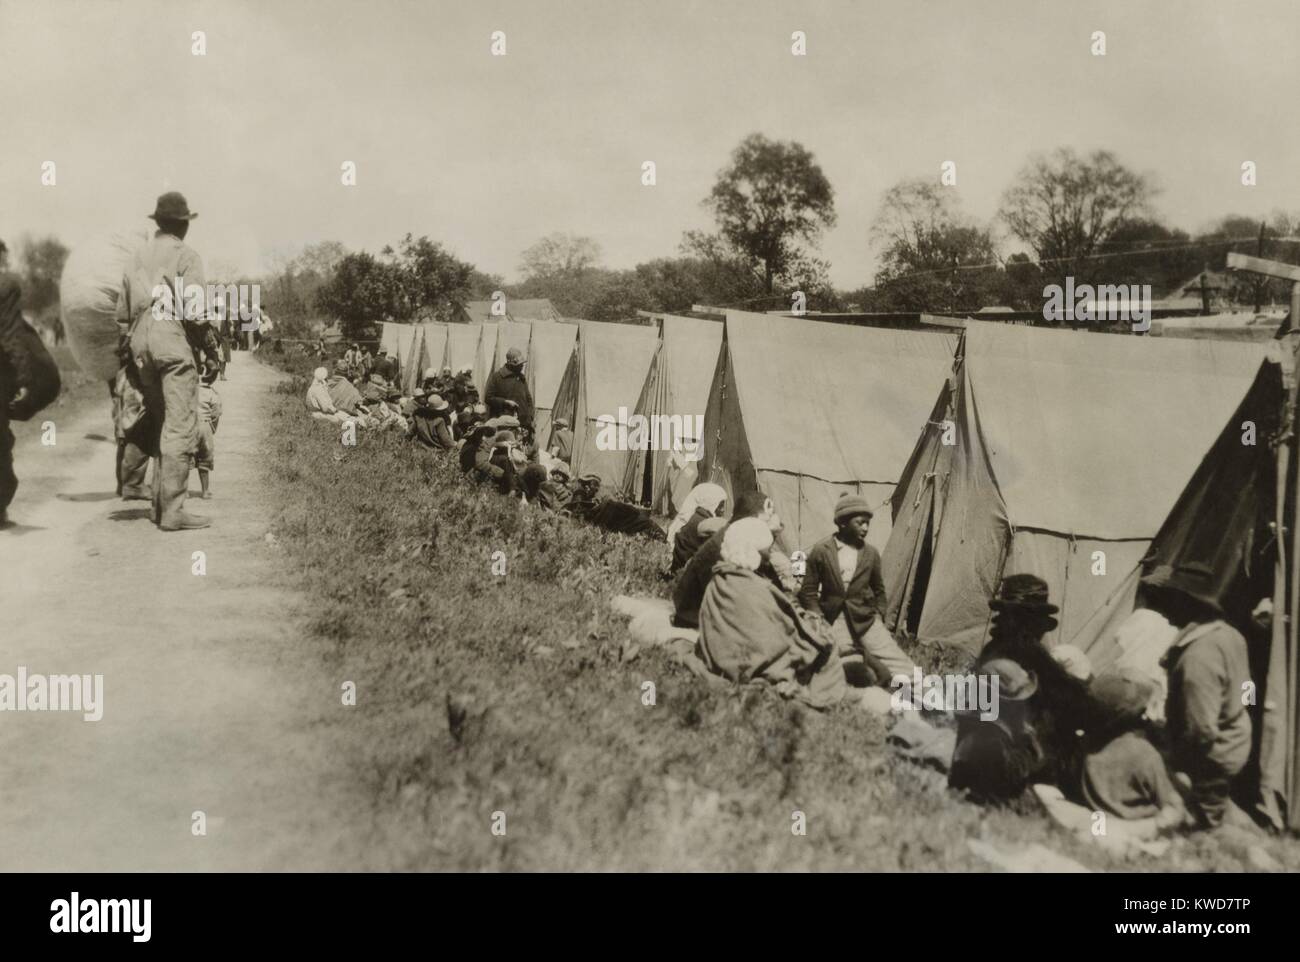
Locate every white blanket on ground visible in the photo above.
<box><xmin>610</xmin><ymin>595</ymin><xmax>697</xmax><ymax>655</ymax></box>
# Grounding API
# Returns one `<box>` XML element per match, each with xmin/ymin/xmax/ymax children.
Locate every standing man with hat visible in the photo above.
<box><xmin>484</xmin><ymin>345</ymin><xmax>534</xmax><ymax>429</ymax></box>
<box><xmin>797</xmin><ymin>493</ymin><xmax>917</xmax><ymax>683</ymax></box>
<box><xmin>115</xmin><ymin>191</ymin><xmax>221</xmax><ymax>531</ymax></box>
<box><xmin>1142</xmin><ymin>562</ymin><xmax>1253</xmax><ymax>829</ymax></box>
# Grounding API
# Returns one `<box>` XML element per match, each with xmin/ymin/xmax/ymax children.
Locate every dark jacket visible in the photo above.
<box><xmin>484</xmin><ymin>364</ymin><xmax>533</xmax><ymax>426</ymax></box>
<box><xmin>410</xmin><ymin>407</ymin><xmax>454</xmax><ymax>451</ymax></box>
<box><xmin>797</xmin><ymin>534</ymin><xmax>886</xmax><ymax>640</ymax></box>
<box><xmin>671</xmin><ymin>507</ymin><xmax>714</xmax><ymax>573</ymax></box>
<box><xmin>0</xmin><ymin>273</ymin><xmax>60</xmax><ymax>422</ymax></box>
<box><xmin>673</xmin><ymin>524</ymin><xmax>781</xmax><ymax>628</ymax></box>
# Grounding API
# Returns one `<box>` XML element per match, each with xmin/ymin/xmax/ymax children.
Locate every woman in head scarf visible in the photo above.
<box><xmin>668</xmin><ymin>482</ymin><xmax>727</xmax><ymax>574</ymax></box>
<box><xmin>305</xmin><ymin>367</ymin><xmax>349</xmax><ymax>424</ymax></box>
<box><xmin>697</xmin><ymin>518</ymin><xmax>848</xmax><ymax>709</ymax></box>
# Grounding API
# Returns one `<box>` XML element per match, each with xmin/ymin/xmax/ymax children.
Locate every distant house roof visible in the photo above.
<box><xmin>1154</xmin><ymin>270</ymin><xmax>1233</xmax><ymax>311</ymax></box>
<box><xmin>455</xmin><ymin>298</ymin><xmax>561</xmax><ymax>324</ymax></box>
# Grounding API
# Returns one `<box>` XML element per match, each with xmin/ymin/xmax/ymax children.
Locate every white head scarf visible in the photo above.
<box><xmin>313</xmin><ymin>367</ymin><xmax>328</xmax><ymax>383</ymax></box>
<box><xmin>667</xmin><ymin>483</ymin><xmax>727</xmax><ymax>544</ymax></box>
<box><xmin>719</xmin><ymin>517</ymin><xmax>774</xmax><ymax>571</ymax></box>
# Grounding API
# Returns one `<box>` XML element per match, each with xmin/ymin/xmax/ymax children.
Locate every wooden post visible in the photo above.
<box><xmin>1257</xmin><ymin>221</ymin><xmax>1267</xmax><ymax>314</ymax></box>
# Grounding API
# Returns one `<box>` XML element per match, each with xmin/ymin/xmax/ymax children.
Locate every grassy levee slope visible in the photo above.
<box><xmin>258</xmin><ymin>354</ymin><xmax>1295</xmax><ymax>872</ymax></box>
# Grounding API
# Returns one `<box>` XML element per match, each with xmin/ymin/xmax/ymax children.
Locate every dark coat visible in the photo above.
<box><xmin>484</xmin><ymin>364</ymin><xmax>533</xmax><ymax>426</ymax></box>
<box><xmin>410</xmin><ymin>407</ymin><xmax>454</xmax><ymax>451</ymax></box>
<box><xmin>796</xmin><ymin>534</ymin><xmax>887</xmax><ymax>640</ymax></box>
<box><xmin>670</xmin><ymin>506</ymin><xmax>714</xmax><ymax>573</ymax></box>
<box><xmin>0</xmin><ymin>273</ymin><xmax>60</xmax><ymax>422</ymax></box>
<box><xmin>673</xmin><ymin>524</ymin><xmax>782</xmax><ymax>628</ymax></box>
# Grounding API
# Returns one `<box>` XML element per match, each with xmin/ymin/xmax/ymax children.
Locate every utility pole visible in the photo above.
<box><xmin>1256</xmin><ymin>220</ymin><xmax>1267</xmax><ymax>315</ymax></box>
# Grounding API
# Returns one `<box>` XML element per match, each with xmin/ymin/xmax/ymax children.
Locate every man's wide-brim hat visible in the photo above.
<box><xmin>989</xmin><ymin>573</ymin><xmax>1059</xmax><ymax>615</ymax></box>
<box><xmin>1139</xmin><ymin>561</ymin><xmax>1222</xmax><ymax>613</ymax></box>
<box><xmin>150</xmin><ymin>191</ymin><xmax>198</xmax><ymax>221</ymax></box>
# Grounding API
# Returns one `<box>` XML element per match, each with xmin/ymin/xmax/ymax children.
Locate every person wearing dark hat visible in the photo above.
<box><xmin>974</xmin><ymin>573</ymin><xmax>1103</xmax><ymax>787</ymax></box>
<box><xmin>114</xmin><ymin>191</ymin><xmax>221</xmax><ymax>530</ymax></box>
<box><xmin>949</xmin><ymin>657</ymin><xmax>1045</xmax><ymax>801</ymax></box>
<box><xmin>449</xmin><ymin>366</ymin><xmax>479</xmax><ymax>409</ymax></box>
<box><xmin>1143</xmin><ymin>562</ymin><xmax>1252</xmax><ymax>829</ymax></box>
<box><xmin>373</xmin><ymin>349</ymin><xmax>398</xmax><ymax>383</ymax></box>
<box><xmin>484</xmin><ymin>345</ymin><xmax>533</xmax><ymax>428</ymax></box>
<box><xmin>797</xmin><ymin>493</ymin><xmax>916</xmax><ymax>683</ymax></box>
<box><xmin>409</xmin><ymin>391</ymin><xmax>454</xmax><ymax>451</ymax></box>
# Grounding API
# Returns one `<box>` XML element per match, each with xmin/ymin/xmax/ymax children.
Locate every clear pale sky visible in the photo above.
<box><xmin>2</xmin><ymin>0</ymin><xmax>1297</xmax><ymax>287</ymax></box>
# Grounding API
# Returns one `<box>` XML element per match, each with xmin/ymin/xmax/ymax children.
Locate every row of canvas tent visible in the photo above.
<box><xmin>378</xmin><ymin>320</ymin><xmax>574</xmax><ymax>407</ymax></box>
<box><xmin>377</xmin><ymin>307</ymin><xmax>1300</xmax><ymax>828</ymax></box>
<box><xmin>695</xmin><ymin>311</ymin><xmax>1300</xmax><ymax>829</ymax></box>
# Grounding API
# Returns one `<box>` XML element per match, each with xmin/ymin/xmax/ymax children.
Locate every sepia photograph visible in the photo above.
<box><xmin>1</xmin><ymin>0</ymin><xmax>1297</xmax><ymax>940</ymax></box>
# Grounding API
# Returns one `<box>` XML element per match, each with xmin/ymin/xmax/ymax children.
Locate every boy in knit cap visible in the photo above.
<box><xmin>797</xmin><ymin>492</ymin><xmax>918</xmax><ymax>683</ymax></box>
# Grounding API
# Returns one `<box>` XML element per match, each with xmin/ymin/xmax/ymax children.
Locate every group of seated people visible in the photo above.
<box><xmin>665</xmin><ymin>484</ymin><xmax>1255</xmax><ymax>835</ymax></box>
<box><xmin>304</xmin><ymin>350</ymin><xmax>665</xmax><ymax>536</ymax></box>
<box><xmin>948</xmin><ymin>563</ymin><xmax>1264</xmax><ymax>834</ymax></box>
<box><xmin>667</xmin><ymin>488</ymin><xmax>918</xmax><ymax>708</ymax></box>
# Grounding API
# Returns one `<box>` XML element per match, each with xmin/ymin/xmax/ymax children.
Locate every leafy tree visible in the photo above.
<box><xmin>468</xmin><ymin>268</ymin><xmax>506</xmax><ymax>299</ymax></box>
<box><xmin>315</xmin><ymin>252</ymin><xmax>404</xmax><ymax>337</ymax></box>
<box><xmin>869</xmin><ymin>179</ymin><xmax>1000</xmax><ymax>311</ymax></box>
<box><xmin>519</xmin><ymin>233</ymin><xmax>603</xmax><ymax>280</ymax></box>
<box><xmin>999</xmin><ymin>148</ymin><xmax>1154</xmax><ymax>286</ymax></box>
<box><xmin>703</xmin><ymin>133</ymin><xmax>836</xmax><ymax>293</ymax></box>
<box><xmin>18</xmin><ymin>234</ymin><xmax>69</xmax><ymax>319</ymax></box>
<box><xmin>385</xmin><ymin>234</ymin><xmax>474</xmax><ymax>321</ymax></box>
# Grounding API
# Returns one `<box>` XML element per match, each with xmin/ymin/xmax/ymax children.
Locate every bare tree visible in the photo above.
<box><xmin>999</xmin><ymin>148</ymin><xmax>1153</xmax><ymax>280</ymax></box>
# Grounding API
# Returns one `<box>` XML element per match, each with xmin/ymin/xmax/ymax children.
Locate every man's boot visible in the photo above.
<box><xmin>156</xmin><ymin>455</ymin><xmax>209</xmax><ymax>530</ymax></box>
<box><xmin>156</xmin><ymin>455</ymin><xmax>209</xmax><ymax>531</ymax></box>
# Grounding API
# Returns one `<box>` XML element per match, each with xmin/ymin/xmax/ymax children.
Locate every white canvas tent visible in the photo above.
<box><xmin>528</xmin><ymin>321</ymin><xmax>579</xmax><ymax>445</ymax></box>
<box><xmin>475</xmin><ymin>322</ymin><xmax>499</xmax><ymax>395</ymax></box>
<box><xmin>549</xmin><ymin>320</ymin><xmax>661</xmax><ymax>490</ymax></box>
<box><xmin>700</xmin><ymin>310</ymin><xmax>959</xmax><ymax>554</ymax></box>
<box><xmin>882</xmin><ymin>321</ymin><xmax>1267</xmax><ymax>653</ymax></box>
<box><xmin>446</xmin><ymin>324</ymin><xmax>485</xmax><ymax>391</ymax></box>
<box><xmin>622</xmin><ymin>313</ymin><xmax>724</xmax><ymax>515</ymax></box>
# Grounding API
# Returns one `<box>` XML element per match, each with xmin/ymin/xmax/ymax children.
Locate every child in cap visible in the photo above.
<box><xmin>197</xmin><ymin>366</ymin><xmax>223</xmax><ymax>499</ymax></box>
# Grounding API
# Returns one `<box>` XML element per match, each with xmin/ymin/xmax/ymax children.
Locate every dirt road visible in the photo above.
<box><xmin>0</xmin><ymin>354</ymin><xmax>365</xmax><ymax>870</ymax></box>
